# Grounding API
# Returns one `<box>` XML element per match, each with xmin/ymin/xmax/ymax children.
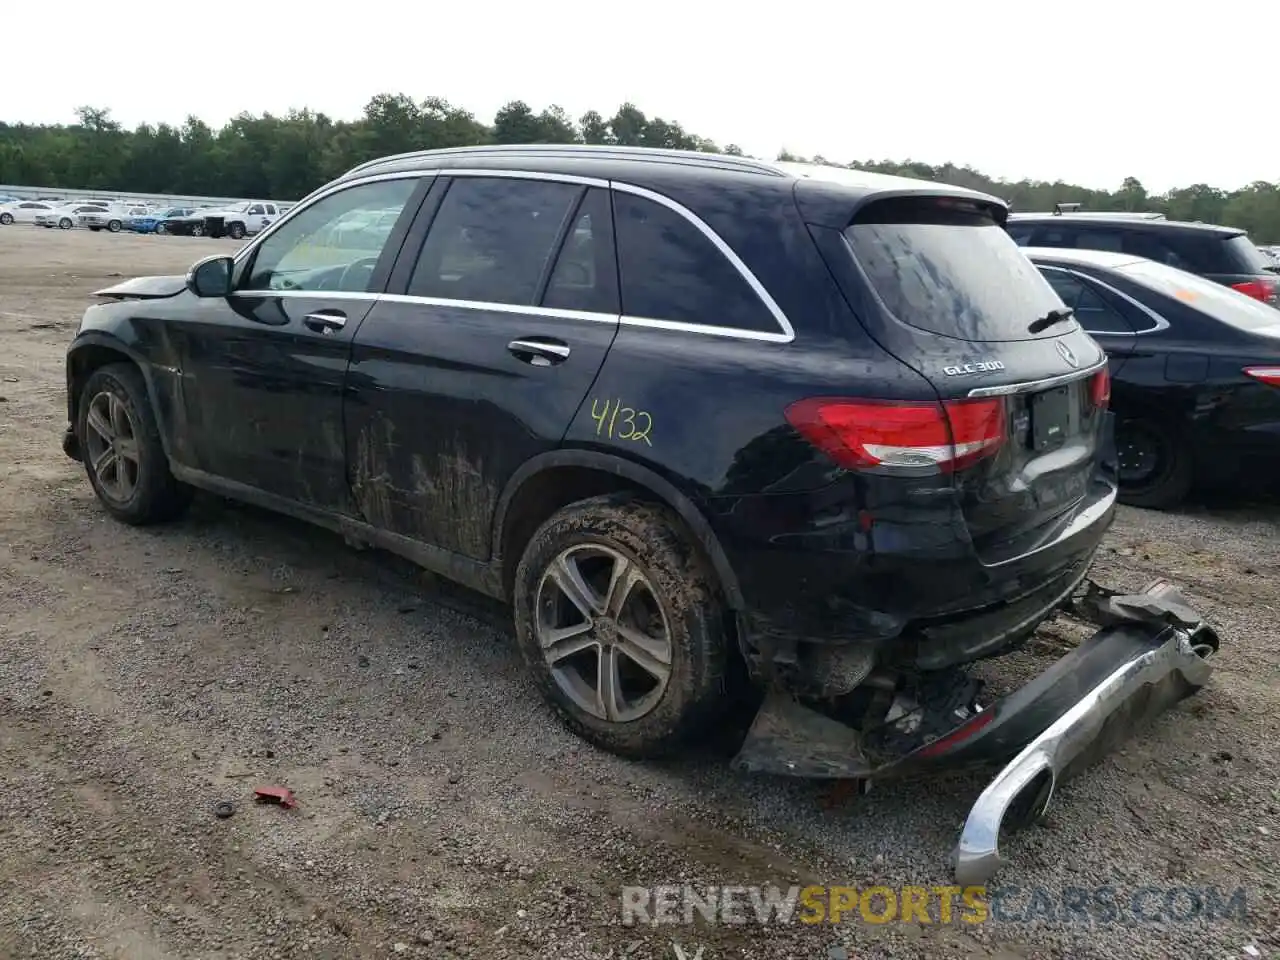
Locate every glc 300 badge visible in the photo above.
<box><xmin>943</xmin><ymin>360</ymin><xmax>1006</xmax><ymax>376</ymax></box>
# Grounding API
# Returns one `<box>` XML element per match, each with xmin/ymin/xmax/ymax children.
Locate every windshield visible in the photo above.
<box><xmin>1119</xmin><ymin>258</ymin><xmax>1280</xmax><ymax>332</ymax></box>
<box><xmin>845</xmin><ymin>197</ymin><xmax>1072</xmax><ymax>341</ymax></box>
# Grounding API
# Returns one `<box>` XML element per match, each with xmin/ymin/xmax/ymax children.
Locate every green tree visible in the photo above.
<box><xmin>0</xmin><ymin>98</ymin><xmax>1275</xmax><ymax>243</ymax></box>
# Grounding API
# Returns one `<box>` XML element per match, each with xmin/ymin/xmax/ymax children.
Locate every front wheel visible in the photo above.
<box><xmin>107</xmin><ymin>219</ymin><xmax>122</xmax><ymax>233</ymax></box>
<box><xmin>190</xmin><ymin>223</ymin><xmax>205</xmax><ymax>237</ymax></box>
<box><xmin>58</xmin><ymin>217</ymin><xmax>73</xmax><ymax>229</ymax></box>
<box><xmin>512</xmin><ymin>494</ymin><xmax>730</xmax><ymax>759</ymax></box>
<box><xmin>77</xmin><ymin>363</ymin><xmax>193</xmax><ymax>525</ymax></box>
<box><xmin>227</xmin><ymin>221</ymin><xmax>246</xmax><ymax>240</ymax></box>
<box><xmin>155</xmin><ymin>222</ymin><xmax>167</xmax><ymax>235</ymax></box>
<box><xmin>0</xmin><ymin>213</ymin><xmax>13</xmax><ymax>225</ymax></box>
<box><xmin>1116</xmin><ymin>415</ymin><xmax>1193</xmax><ymax>509</ymax></box>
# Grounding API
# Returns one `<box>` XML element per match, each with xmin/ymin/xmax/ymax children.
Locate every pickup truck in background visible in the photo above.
<box><xmin>161</xmin><ymin>201</ymin><xmax>281</xmax><ymax>239</ymax></box>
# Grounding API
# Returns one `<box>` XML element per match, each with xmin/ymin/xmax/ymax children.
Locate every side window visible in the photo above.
<box><xmin>240</xmin><ymin>178</ymin><xmax>419</xmax><ymax>293</ymax></box>
<box><xmin>1072</xmin><ymin>229</ymin><xmax>1124</xmax><ymax>253</ymax></box>
<box><xmin>265</xmin><ymin>204</ymin><xmax>277</xmax><ymax>215</ymax></box>
<box><xmin>407</xmin><ymin>177</ymin><xmax>582</xmax><ymax>306</ymax></box>
<box><xmin>1006</xmin><ymin>225</ymin><xmax>1036</xmax><ymax>246</ymax></box>
<box><xmin>612</xmin><ymin>191</ymin><xmax>777</xmax><ymax>332</ymax></box>
<box><xmin>541</xmin><ymin>188</ymin><xmax>619</xmax><ymax>314</ymax></box>
<box><xmin>247</xmin><ymin>204</ymin><xmax>264</xmax><ymax>216</ymax></box>
<box><xmin>1041</xmin><ymin>269</ymin><xmax>1132</xmax><ymax>334</ymax></box>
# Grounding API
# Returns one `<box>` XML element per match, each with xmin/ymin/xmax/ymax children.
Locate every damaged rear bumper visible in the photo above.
<box><xmin>731</xmin><ymin>578</ymin><xmax>1219</xmax><ymax>884</ymax></box>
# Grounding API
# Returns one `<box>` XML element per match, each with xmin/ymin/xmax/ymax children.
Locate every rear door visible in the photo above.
<box><xmin>822</xmin><ymin>195</ymin><xmax>1112</xmax><ymax>563</ymax></box>
<box><xmin>344</xmin><ymin>174</ymin><xmax>620</xmax><ymax>559</ymax></box>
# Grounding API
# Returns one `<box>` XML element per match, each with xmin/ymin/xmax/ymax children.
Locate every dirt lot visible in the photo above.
<box><xmin>0</xmin><ymin>226</ymin><xmax>1277</xmax><ymax>960</ymax></box>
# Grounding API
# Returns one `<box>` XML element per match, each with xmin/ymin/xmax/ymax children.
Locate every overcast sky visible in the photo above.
<box><xmin>3</xmin><ymin>1</ymin><xmax>1273</xmax><ymax>193</ymax></box>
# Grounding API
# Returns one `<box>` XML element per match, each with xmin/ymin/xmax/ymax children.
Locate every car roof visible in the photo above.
<box><xmin>1009</xmin><ymin>213</ymin><xmax>1243</xmax><ymax>238</ymax></box>
<box><xmin>1022</xmin><ymin>246</ymin><xmax>1147</xmax><ymax>269</ymax></box>
<box><xmin>336</xmin><ymin>144</ymin><xmax>1005</xmax><ymax>215</ymax></box>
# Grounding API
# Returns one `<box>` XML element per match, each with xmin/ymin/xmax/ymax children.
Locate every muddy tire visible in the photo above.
<box><xmin>512</xmin><ymin>493</ymin><xmax>730</xmax><ymax>759</ymax></box>
<box><xmin>1116</xmin><ymin>415</ymin><xmax>1193</xmax><ymax>510</ymax></box>
<box><xmin>76</xmin><ymin>363</ymin><xmax>193</xmax><ymax>525</ymax></box>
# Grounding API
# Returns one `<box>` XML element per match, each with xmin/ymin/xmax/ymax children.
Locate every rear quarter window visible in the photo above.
<box><xmin>845</xmin><ymin>198</ymin><xmax>1071</xmax><ymax>342</ymax></box>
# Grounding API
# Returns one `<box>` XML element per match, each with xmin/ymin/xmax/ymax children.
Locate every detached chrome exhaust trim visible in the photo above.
<box><xmin>953</xmin><ymin>623</ymin><xmax>1215</xmax><ymax>885</ymax></box>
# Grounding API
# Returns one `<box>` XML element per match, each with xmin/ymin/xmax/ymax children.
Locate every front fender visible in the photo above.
<box><xmin>65</xmin><ymin>329</ymin><xmax>174</xmax><ymax>461</ymax></box>
<box><xmin>492</xmin><ymin>447</ymin><xmax>745</xmax><ymax>610</ymax></box>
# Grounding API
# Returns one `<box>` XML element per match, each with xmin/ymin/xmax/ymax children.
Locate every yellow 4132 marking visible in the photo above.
<box><xmin>589</xmin><ymin>397</ymin><xmax>653</xmax><ymax>446</ymax></box>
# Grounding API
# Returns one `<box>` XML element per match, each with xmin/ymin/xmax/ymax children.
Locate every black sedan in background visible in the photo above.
<box><xmin>1026</xmin><ymin>247</ymin><xmax>1280</xmax><ymax>508</ymax></box>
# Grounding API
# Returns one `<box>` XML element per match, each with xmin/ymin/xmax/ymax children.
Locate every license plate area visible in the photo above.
<box><xmin>1029</xmin><ymin>386</ymin><xmax>1071</xmax><ymax>451</ymax></box>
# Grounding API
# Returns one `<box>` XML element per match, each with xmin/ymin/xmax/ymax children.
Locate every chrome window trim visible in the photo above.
<box><xmin>378</xmin><ymin>292</ymin><xmax>619</xmax><ymax>325</ymax></box>
<box><xmin>966</xmin><ymin>358</ymin><xmax>1108</xmax><ymax>398</ymax></box>
<box><xmin>1036</xmin><ymin>265</ymin><xmax>1171</xmax><ymax>336</ymax></box>
<box><xmin>228</xmin><ymin>167</ymin><xmax>796</xmax><ymax>343</ymax></box>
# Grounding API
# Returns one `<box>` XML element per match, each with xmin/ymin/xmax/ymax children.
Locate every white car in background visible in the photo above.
<box><xmin>0</xmin><ymin>200</ymin><xmax>60</xmax><ymax>225</ymax></box>
<box><xmin>79</xmin><ymin>204</ymin><xmax>151</xmax><ymax>233</ymax></box>
<box><xmin>35</xmin><ymin>203</ymin><xmax>111</xmax><ymax>229</ymax></box>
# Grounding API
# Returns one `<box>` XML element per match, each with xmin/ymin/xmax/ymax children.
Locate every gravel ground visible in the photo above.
<box><xmin>0</xmin><ymin>226</ymin><xmax>1276</xmax><ymax>960</ymax></box>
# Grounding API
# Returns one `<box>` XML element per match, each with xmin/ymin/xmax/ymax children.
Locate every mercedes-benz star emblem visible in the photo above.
<box><xmin>1055</xmin><ymin>340</ymin><xmax>1078</xmax><ymax>368</ymax></box>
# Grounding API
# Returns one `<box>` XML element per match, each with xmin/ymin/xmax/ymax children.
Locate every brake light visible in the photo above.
<box><xmin>1231</xmin><ymin>278</ymin><xmax>1278</xmax><ymax>303</ymax></box>
<box><xmin>785</xmin><ymin>397</ymin><xmax>1006</xmax><ymax>474</ymax></box>
<box><xmin>1244</xmin><ymin>366</ymin><xmax>1280</xmax><ymax>387</ymax></box>
<box><xmin>1088</xmin><ymin>366</ymin><xmax>1111</xmax><ymax>408</ymax></box>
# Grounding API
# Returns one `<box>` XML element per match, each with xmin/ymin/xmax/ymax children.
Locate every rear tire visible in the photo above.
<box><xmin>58</xmin><ymin>217</ymin><xmax>72</xmax><ymax>229</ymax></box>
<box><xmin>191</xmin><ymin>223</ymin><xmax>205</xmax><ymax>237</ymax></box>
<box><xmin>512</xmin><ymin>493</ymin><xmax>730</xmax><ymax>759</ymax></box>
<box><xmin>107</xmin><ymin>219</ymin><xmax>122</xmax><ymax>233</ymax></box>
<box><xmin>227</xmin><ymin>221</ymin><xmax>246</xmax><ymax>240</ymax></box>
<box><xmin>0</xmin><ymin>213</ymin><xmax>13</xmax><ymax>225</ymax></box>
<box><xmin>155</xmin><ymin>222</ymin><xmax>167</xmax><ymax>235</ymax></box>
<box><xmin>76</xmin><ymin>363</ymin><xmax>193</xmax><ymax>525</ymax></box>
<box><xmin>1115</xmin><ymin>415</ymin><xmax>1193</xmax><ymax>509</ymax></box>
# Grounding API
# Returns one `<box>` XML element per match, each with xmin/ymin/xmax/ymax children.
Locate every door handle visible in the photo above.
<box><xmin>303</xmin><ymin>310</ymin><xmax>347</xmax><ymax>334</ymax></box>
<box><xmin>508</xmin><ymin>338</ymin><xmax>570</xmax><ymax>366</ymax></box>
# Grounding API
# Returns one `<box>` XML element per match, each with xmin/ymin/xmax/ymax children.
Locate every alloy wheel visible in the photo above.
<box><xmin>83</xmin><ymin>390</ymin><xmax>141</xmax><ymax>504</ymax></box>
<box><xmin>534</xmin><ymin>544</ymin><xmax>674</xmax><ymax>723</ymax></box>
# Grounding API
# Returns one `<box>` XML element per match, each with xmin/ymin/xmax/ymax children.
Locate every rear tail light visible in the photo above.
<box><xmin>785</xmin><ymin>397</ymin><xmax>1006</xmax><ymax>474</ymax></box>
<box><xmin>1088</xmin><ymin>366</ymin><xmax>1111</xmax><ymax>409</ymax></box>
<box><xmin>1231</xmin><ymin>278</ymin><xmax>1278</xmax><ymax>304</ymax></box>
<box><xmin>1244</xmin><ymin>366</ymin><xmax>1280</xmax><ymax>387</ymax></box>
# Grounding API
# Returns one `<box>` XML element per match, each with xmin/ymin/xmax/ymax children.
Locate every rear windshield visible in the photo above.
<box><xmin>1222</xmin><ymin>234</ymin><xmax>1277</xmax><ymax>274</ymax></box>
<box><xmin>1118</xmin><ymin>258</ymin><xmax>1280</xmax><ymax>334</ymax></box>
<box><xmin>845</xmin><ymin>198</ymin><xmax>1072</xmax><ymax>342</ymax></box>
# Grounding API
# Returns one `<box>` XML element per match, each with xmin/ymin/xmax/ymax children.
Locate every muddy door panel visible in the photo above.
<box><xmin>344</xmin><ymin>300</ymin><xmax>617</xmax><ymax>558</ymax></box>
<box><xmin>171</xmin><ymin>292</ymin><xmax>371</xmax><ymax>512</ymax></box>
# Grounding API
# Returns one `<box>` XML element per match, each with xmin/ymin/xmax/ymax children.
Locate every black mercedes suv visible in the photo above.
<box><xmin>61</xmin><ymin>146</ymin><xmax>1116</xmax><ymax>760</ymax></box>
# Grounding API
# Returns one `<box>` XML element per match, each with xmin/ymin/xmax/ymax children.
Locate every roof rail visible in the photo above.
<box><xmin>344</xmin><ymin>143</ymin><xmax>786</xmax><ymax>179</ymax></box>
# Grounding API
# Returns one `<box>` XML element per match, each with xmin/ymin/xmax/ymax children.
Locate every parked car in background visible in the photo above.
<box><xmin>1008</xmin><ymin>213</ymin><xmax>1279</xmax><ymax>307</ymax></box>
<box><xmin>162</xmin><ymin>201</ymin><xmax>281</xmax><ymax>238</ymax></box>
<box><xmin>126</xmin><ymin>207</ymin><xmax>197</xmax><ymax>234</ymax></box>
<box><xmin>36</xmin><ymin>203</ymin><xmax>110</xmax><ymax>229</ymax></box>
<box><xmin>1026</xmin><ymin>247</ymin><xmax>1280</xmax><ymax>508</ymax></box>
<box><xmin>80</xmin><ymin>205</ymin><xmax>151</xmax><ymax>233</ymax></box>
<box><xmin>0</xmin><ymin>200</ymin><xmax>58</xmax><ymax>225</ymax></box>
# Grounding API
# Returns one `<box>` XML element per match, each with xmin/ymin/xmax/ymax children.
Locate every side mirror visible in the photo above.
<box><xmin>187</xmin><ymin>255</ymin><xmax>233</xmax><ymax>297</ymax></box>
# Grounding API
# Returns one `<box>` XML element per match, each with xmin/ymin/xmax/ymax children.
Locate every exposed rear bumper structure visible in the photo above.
<box><xmin>731</xmin><ymin>578</ymin><xmax>1219</xmax><ymax>884</ymax></box>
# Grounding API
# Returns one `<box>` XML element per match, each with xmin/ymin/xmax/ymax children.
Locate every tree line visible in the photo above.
<box><xmin>2</xmin><ymin>98</ymin><xmax>1278</xmax><ymax>242</ymax></box>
